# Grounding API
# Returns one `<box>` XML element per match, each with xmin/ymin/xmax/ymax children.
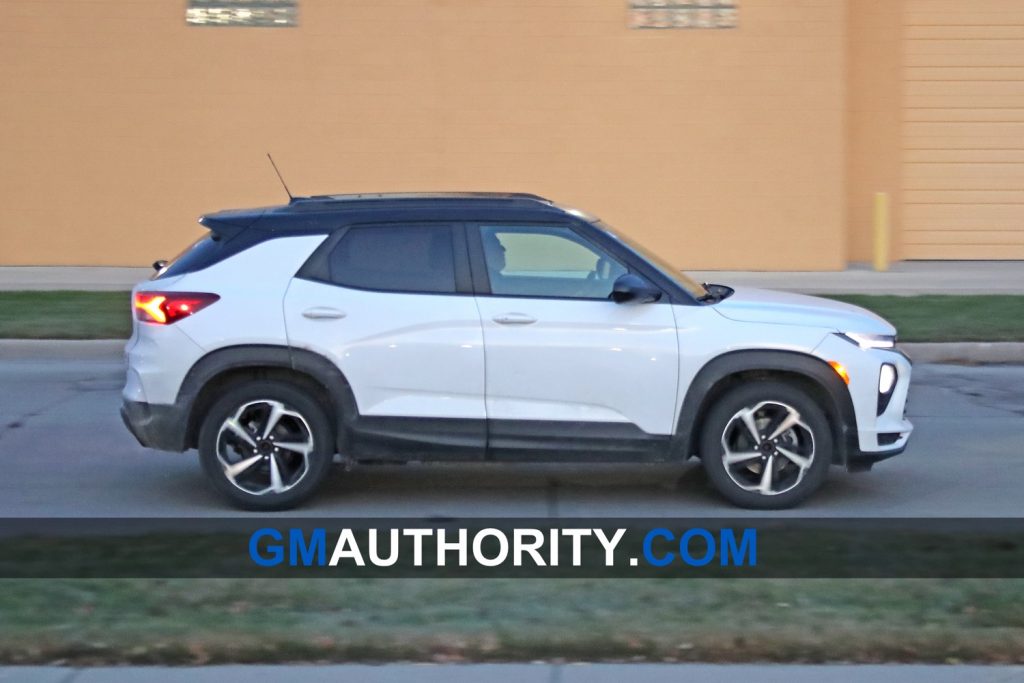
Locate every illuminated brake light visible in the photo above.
<box><xmin>828</xmin><ymin>360</ymin><xmax>850</xmax><ymax>385</ymax></box>
<box><xmin>134</xmin><ymin>292</ymin><xmax>219</xmax><ymax>325</ymax></box>
<box><xmin>135</xmin><ymin>294</ymin><xmax>168</xmax><ymax>324</ymax></box>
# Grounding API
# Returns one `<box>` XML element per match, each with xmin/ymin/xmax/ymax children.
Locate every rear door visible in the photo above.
<box><xmin>468</xmin><ymin>222</ymin><xmax>680</xmax><ymax>460</ymax></box>
<box><xmin>284</xmin><ymin>222</ymin><xmax>486</xmax><ymax>459</ymax></box>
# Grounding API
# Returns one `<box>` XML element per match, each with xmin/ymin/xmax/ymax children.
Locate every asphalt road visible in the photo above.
<box><xmin>0</xmin><ymin>354</ymin><xmax>1021</xmax><ymax>518</ymax></box>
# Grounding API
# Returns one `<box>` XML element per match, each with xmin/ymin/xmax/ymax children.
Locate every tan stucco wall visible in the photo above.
<box><xmin>1</xmin><ymin>0</ymin><xmax>848</xmax><ymax>269</ymax></box>
<box><xmin>846</xmin><ymin>0</ymin><xmax>904</xmax><ymax>263</ymax></box>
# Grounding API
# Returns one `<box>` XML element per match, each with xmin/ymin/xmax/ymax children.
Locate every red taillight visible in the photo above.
<box><xmin>134</xmin><ymin>292</ymin><xmax>220</xmax><ymax>325</ymax></box>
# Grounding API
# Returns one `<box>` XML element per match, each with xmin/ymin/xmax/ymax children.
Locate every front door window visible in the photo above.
<box><xmin>479</xmin><ymin>225</ymin><xmax>628</xmax><ymax>299</ymax></box>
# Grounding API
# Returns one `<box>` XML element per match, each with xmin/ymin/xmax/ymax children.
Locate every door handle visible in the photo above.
<box><xmin>492</xmin><ymin>313</ymin><xmax>537</xmax><ymax>325</ymax></box>
<box><xmin>302</xmin><ymin>307</ymin><xmax>347</xmax><ymax>320</ymax></box>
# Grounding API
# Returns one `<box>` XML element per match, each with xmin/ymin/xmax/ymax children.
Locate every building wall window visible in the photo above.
<box><xmin>186</xmin><ymin>0</ymin><xmax>298</xmax><ymax>28</ymax></box>
<box><xmin>629</xmin><ymin>1</ymin><xmax>738</xmax><ymax>30</ymax></box>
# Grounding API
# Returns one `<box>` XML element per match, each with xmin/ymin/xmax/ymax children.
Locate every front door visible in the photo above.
<box><xmin>469</xmin><ymin>223</ymin><xmax>679</xmax><ymax>460</ymax></box>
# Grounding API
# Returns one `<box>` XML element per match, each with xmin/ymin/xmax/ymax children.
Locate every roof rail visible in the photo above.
<box><xmin>296</xmin><ymin>191</ymin><xmax>552</xmax><ymax>203</ymax></box>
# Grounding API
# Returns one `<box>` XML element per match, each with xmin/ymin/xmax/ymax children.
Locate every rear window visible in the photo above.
<box><xmin>327</xmin><ymin>225</ymin><xmax>456</xmax><ymax>294</ymax></box>
<box><xmin>154</xmin><ymin>234</ymin><xmax>226</xmax><ymax>280</ymax></box>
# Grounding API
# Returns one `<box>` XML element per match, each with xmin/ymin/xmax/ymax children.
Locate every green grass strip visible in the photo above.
<box><xmin>0</xmin><ymin>290</ymin><xmax>131</xmax><ymax>339</ymax></box>
<box><xmin>1</xmin><ymin>291</ymin><xmax>1023</xmax><ymax>342</ymax></box>
<box><xmin>1</xmin><ymin>579</ymin><xmax>1022</xmax><ymax>665</ymax></box>
<box><xmin>822</xmin><ymin>294</ymin><xmax>1024</xmax><ymax>343</ymax></box>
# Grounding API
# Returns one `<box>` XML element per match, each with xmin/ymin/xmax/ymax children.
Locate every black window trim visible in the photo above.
<box><xmin>586</xmin><ymin>219</ymin><xmax>704</xmax><ymax>306</ymax></box>
<box><xmin>295</xmin><ymin>221</ymin><xmax>474</xmax><ymax>297</ymax></box>
<box><xmin>465</xmin><ymin>219</ymin><xmax>693</xmax><ymax>304</ymax></box>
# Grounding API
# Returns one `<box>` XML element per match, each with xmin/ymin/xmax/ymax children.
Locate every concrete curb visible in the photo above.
<box><xmin>3</xmin><ymin>339</ymin><xmax>1024</xmax><ymax>364</ymax></box>
<box><xmin>3</xmin><ymin>664</ymin><xmax>1024</xmax><ymax>683</ymax></box>
<box><xmin>899</xmin><ymin>342</ymin><xmax>1024</xmax><ymax>364</ymax></box>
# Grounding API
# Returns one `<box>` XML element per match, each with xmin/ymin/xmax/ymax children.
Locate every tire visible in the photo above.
<box><xmin>198</xmin><ymin>380</ymin><xmax>334</xmax><ymax>511</ymax></box>
<box><xmin>699</xmin><ymin>380</ymin><xmax>832</xmax><ymax>510</ymax></box>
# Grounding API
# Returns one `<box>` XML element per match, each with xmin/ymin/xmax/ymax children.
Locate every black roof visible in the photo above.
<box><xmin>199</xmin><ymin>192</ymin><xmax>576</xmax><ymax>236</ymax></box>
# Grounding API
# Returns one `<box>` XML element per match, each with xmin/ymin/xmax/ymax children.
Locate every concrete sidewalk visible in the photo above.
<box><xmin>689</xmin><ymin>261</ymin><xmax>1024</xmax><ymax>295</ymax></box>
<box><xmin>2</xmin><ymin>261</ymin><xmax>1024</xmax><ymax>294</ymax></box>
<box><xmin>0</xmin><ymin>267</ymin><xmax>150</xmax><ymax>291</ymax></box>
<box><xmin>2</xmin><ymin>664</ymin><xmax>1023</xmax><ymax>682</ymax></box>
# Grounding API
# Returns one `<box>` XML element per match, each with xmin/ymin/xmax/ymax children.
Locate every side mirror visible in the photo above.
<box><xmin>152</xmin><ymin>260</ymin><xmax>168</xmax><ymax>272</ymax></box>
<box><xmin>611</xmin><ymin>273</ymin><xmax>661</xmax><ymax>304</ymax></box>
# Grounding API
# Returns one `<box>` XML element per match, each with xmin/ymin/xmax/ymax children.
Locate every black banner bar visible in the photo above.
<box><xmin>0</xmin><ymin>518</ymin><xmax>1021</xmax><ymax>578</ymax></box>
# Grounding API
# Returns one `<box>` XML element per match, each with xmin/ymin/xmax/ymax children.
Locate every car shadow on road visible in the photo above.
<box><xmin>136</xmin><ymin>454</ymin><xmax>901</xmax><ymax>517</ymax></box>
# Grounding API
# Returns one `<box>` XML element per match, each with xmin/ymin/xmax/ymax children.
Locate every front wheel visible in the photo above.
<box><xmin>699</xmin><ymin>381</ymin><xmax>833</xmax><ymax>510</ymax></box>
<box><xmin>198</xmin><ymin>380</ymin><xmax>334</xmax><ymax>511</ymax></box>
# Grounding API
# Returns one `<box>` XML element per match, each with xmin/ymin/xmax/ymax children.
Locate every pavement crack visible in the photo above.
<box><xmin>0</xmin><ymin>391</ymin><xmax>80</xmax><ymax>441</ymax></box>
<box><xmin>546</xmin><ymin>480</ymin><xmax>560</xmax><ymax>519</ymax></box>
<box><xmin>56</xmin><ymin>668</ymin><xmax>81</xmax><ymax>683</ymax></box>
<box><xmin>915</xmin><ymin>371</ymin><xmax>1024</xmax><ymax>417</ymax></box>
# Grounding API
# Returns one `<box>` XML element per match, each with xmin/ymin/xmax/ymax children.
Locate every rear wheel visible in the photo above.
<box><xmin>198</xmin><ymin>380</ymin><xmax>334</xmax><ymax>510</ymax></box>
<box><xmin>699</xmin><ymin>381</ymin><xmax>832</xmax><ymax>509</ymax></box>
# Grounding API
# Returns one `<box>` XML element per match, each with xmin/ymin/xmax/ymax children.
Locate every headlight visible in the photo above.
<box><xmin>837</xmin><ymin>332</ymin><xmax>896</xmax><ymax>350</ymax></box>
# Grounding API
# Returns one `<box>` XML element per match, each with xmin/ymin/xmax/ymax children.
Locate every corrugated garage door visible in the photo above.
<box><xmin>903</xmin><ymin>0</ymin><xmax>1024</xmax><ymax>259</ymax></box>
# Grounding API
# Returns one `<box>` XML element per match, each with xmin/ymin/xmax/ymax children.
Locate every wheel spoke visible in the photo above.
<box><xmin>275</xmin><ymin>440</ymin><xmax>313</xmax><ymax>456</ymax></box>
<box><xmin>738</xmin><ymin>408</ymin><xmax>762</xmax><ymax>445</ymax></box>
<box><xmin>260</xmin><ymin>402</ymin><xmax>285</xmax><ymax>440</ymax></box>
<box><xmin>224</xmin><ymin>454</ymin><xmax>262</xmax><ymax>479</ymax></box>
<box><xmin>224</xmin><ymin>418</ymin><xmax>258</xmax><ymax>449</ymax></box>
<box><xmin>721</xmin><ymin>400</ymin><xmax>816</xmax><ymax>497</ymax></box>
<box><xmin>768</xmin><ymin>407</ymin><xmax>802</xmax><ymax>441</ymax></box>
<box><xmin>268</xmin><ymin>454</ymin><xmax>285</xmax><ymax>493</ymax></box>
<box><xmin>723</xmin><ymin>451</ymin><xmax>762</xmax><ymax>465</ymax></box>
<box><xmin>757</xmin><ymin>454</ymin><xmax>775</xmax><ymax>494</ymax></box>
<box><xmin>777</xmin><ymin>446</ymin><xmax>812</xmax><ymax>470</ymax></box>
<box><xmin>217</xmin><ymin>398</ymin><xmax>315</xmax><ymax>497</ymax></box>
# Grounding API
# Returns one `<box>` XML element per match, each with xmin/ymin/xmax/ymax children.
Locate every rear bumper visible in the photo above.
<box><xmin>121</xmin><ymin>400</ymin><xmax>189</xmax><ymax>452</ymax></box>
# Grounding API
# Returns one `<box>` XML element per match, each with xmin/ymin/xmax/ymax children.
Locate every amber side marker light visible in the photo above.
<box><xmin>828</xmin><ymin>360</ymin><xmax>851</xmax><ymax>385</ymax></box>
<box><xmin>134</xmin><ymin>292</ymin><xmax>220</xmax><ymax>325</ymax></box>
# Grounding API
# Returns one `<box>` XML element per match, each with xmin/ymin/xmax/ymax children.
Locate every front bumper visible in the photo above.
<box><xmin>121</xmin><ymin>400</ymin><xmax>189</xmax><ymax>452</ymax></box>
<box><xmin>813</xmin><ymin>335</ymin><xmax>914</xmax><ymax>471</ymax></box>
<box><xmin>845</xmin><ymin>440</ymin><xmax>907</xmax><ymax>472</ymax></box>
<box><xmin>846</xmin><ymin>350</ymin><xmax>913</xmax><ymax>470</ymax></box>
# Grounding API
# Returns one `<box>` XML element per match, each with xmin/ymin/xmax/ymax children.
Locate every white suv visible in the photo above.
<box><xmin>121</xmin><ymin>192</ymin><xmax>913</xmax><ymax>510</ymax></box>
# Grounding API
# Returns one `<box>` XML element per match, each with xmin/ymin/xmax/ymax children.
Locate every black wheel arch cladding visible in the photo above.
<box><xmin>674</xmin><ymin>349</ymin><xmax>857</xmax><ymax>465</ymax></box>
<box><xmin>178</xmin><ymin>344</ymin><xmax>358</xmax><ymax>453</ymax></box>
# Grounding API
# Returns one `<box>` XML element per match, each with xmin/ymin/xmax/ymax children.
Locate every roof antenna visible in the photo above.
<box><xmin>266</xmin><ymin>153</ymin><xmax>294</xmax><ymax>202</ymax></box>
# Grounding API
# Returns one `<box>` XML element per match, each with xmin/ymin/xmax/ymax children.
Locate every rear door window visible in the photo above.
<box><xmin>327</xmin><ymin>224</ymin><xmax>457</xmax><ymax>294</ymax></box>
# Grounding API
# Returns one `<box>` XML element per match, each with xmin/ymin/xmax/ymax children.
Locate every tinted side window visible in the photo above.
<box><xmin>155</xmin><ymin>234</ymin><xmax>224</xmax><ymax>279</ymax></box>
<box><xmin>328</xmin><ymin>225</ymin><xmax>456</xmax><ymax>294</ymax></box>
<box><xmin>479</xmin><ymin>225</ymin><xmax>627</xmax><ymax>299</ymax></box>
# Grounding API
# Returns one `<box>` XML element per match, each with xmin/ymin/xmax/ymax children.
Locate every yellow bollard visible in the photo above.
<box><xmin>873</xmin><ymin>192</ymin><xmax>890</xmax><ymax>272</ymax></box>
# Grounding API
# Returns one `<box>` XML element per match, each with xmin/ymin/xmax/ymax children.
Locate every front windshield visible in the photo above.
<box><xmin>593</xmin><ymin>220</ymin><xmax>708</xmax><ymax>300</ymax></box>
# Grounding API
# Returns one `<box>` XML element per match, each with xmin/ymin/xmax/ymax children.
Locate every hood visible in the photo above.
<box><xmin>711</xmin><ymin>287</ymin><xmax>895</xmax><ymax>335</ymax></box>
